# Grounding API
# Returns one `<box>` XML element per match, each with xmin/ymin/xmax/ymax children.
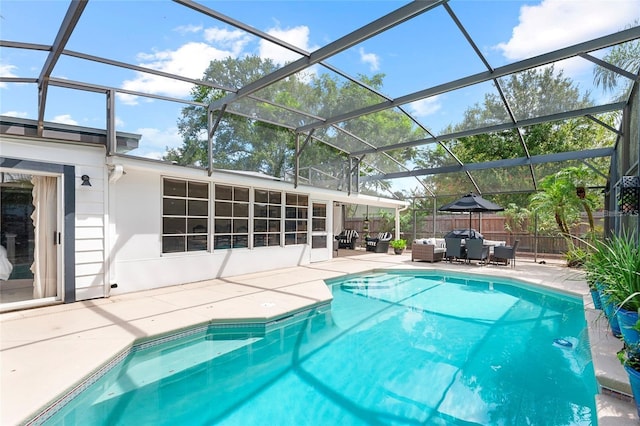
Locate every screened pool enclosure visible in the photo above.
<box><xmin>1</xmin><ymin>0</ymin><xmax>639</xmax><ymax>233</ymax></box>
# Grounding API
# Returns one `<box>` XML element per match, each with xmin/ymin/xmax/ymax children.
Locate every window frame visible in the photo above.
<box><xmin>161</xmin><ymin>177</ymin><xmax>209</xmax><ymax>254</ymax></box>
<box><xmin>213</xmin><ymin>184</ymin><xmax>250</xmax><ymax>250</ymax></box>
<box><xmin>253</xmin><ymin>188</ymin><xmax>282</xmax><ymax>248</ymax></box>
<box><xmin>284</xmin><ymin>192</ymin><xmax>309</xmax><ymax>246</ymax></box>
<box><xmin>161</xmin><ymin>180</ymin><xmax>312</xmax><ymax>253</ymax></box>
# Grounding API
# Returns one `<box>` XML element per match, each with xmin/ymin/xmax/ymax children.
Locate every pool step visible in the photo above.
<box><xmin>341</xmin><ymin>274</ymin><xmax>413</xmax><ymax>290</ymax></box>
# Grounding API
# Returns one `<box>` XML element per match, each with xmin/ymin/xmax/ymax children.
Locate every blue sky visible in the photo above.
<box><xmin>1</xmin><ymin>0</ymin><xmax>639</xmax><ymax>160</ymax></box>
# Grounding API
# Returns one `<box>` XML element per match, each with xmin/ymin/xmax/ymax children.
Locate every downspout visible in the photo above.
<box><xmin>395</xmin><ymin>203</ymin><xmax>409</xmax><ymax>241</ymax></box>
<box><xmin>105</xmin><ymin>163</ymin><xmax>125</xmax><ymax>296</ymax></box>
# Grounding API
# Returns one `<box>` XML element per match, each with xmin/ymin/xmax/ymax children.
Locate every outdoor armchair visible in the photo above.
<box><xmin>365</xmin><ymin>232</ymin><xmax>392</xmax><ymax>253</ymax></box>
<box><xmin>336</xmin><ymin>229</ymin><xmax>359</xmax><ymax>249</ymax></box>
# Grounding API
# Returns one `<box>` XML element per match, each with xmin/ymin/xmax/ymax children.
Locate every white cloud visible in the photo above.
<box><xmin>359</xmin><ymin>47</ymin><xmax>380</xmax><ymax>71</ymax></box>
<box><xmin>1</xmin><ymin>110</ymin><xmax>29</xmax><ymax>118</ymax></box>
<box><xmin>496</xmin><ymin>0</ymin><xmax>640</xmax><ymax>60</ymax></box>
<box><xmin>203</xmin><ymin>27</ymin><xmax>251</xmax><ymax>55</ymax></box>
<box><xmin>175</xmin><ymin>24</ymin><xmax>203</xmax><ymax>35</ymax></box>
<box><xmin>0</xmin><ymin>64</ymin><xmax>17</xmax><ymax>77</ymax></box>
<box><xmin>116</xmin><ymin>93</ymin><xmax>143</xmax><ymax>106</ymax></box>
<box><xmin>122</xmin><ymin>40</ymin><xmax>241</xmax><ymax>102</ymax></box>
<box><xmin>51</xmin><ymin>114</ymin><xmax>78</xmax><ymax>125</ymax></box>
<box><xmin>408</xmin><ymin>96</ymin><xmax>442</xmax><ymax>118</ymax></box>
<box><xmin>130</xmin><ymin>126</ymin><xmax>182</xmax><ymax>160</ymax></box>
<box><xmin>259</xmin><ymin>26</ymin><xmax>317</xmax><ymax>65</ymax></box>
<box><xmin>0</xmin><ymin>64</ymin><xmax>18</xmax><ymax>89</ymax></box>
<box><xmin>121</xmin><ymin>23</ymin><xmax>320</xmax><ymax>103</ymax></box>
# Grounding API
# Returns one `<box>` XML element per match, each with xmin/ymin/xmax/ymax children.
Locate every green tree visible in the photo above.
<box><xmin>556</xmin><ymin>166</ymin><xmax>600</xmax><ymax>236</ymax></box>
<box><xmin>167</xmin><ymin>57</ymin><xmax>420</xmax><ymax>192</ymax></box>
<box><xmin>500</xmin><ymin>203</ymin><xmax>531</xmax><ymax>234</ymax></box>
<box><xmin>166</xmin><ymin>56</ymin><xmax>303</xmax><ymax>177</ymax></box>
<box><xmin>530</xmin><ymin>174</ymin><xmax>577</xmax><ymax>239</ymax></box>
<box><xmin>593</xmin><ymin>21</ymin><xmax>640</xmax><ymax>96</ymax></box>
<box><xmin>415</xmin><ymin>66</ymin><xmax>614</xmax><ymax>210</ymax></box>
<box><xmin>529</xmin><ymin>165</ymin><xmax>601</xmax><ymax>247</ymax></box>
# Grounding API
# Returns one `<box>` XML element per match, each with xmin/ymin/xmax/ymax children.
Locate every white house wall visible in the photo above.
<box><xmin>110</xmin><ymin>164</ymin><xmax>316</xmax><ymax>294</ymax></box>
<box><xmin>2</xmin><ymin>135</ymin><xmax>408</xmax><ymax>305</ymax></box>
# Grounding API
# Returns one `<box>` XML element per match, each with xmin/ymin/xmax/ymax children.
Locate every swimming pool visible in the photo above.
<box><xmin>37</xmin><ymin>269</ymin><xmax>597</xmax><ymax>425</ymax></box>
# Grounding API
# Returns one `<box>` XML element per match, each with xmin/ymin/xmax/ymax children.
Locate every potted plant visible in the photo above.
<box><xmin>583</xmin><ymin>238</ymin><xmax>618</xmax><ymax>334</ymax></box>
<box><xmin>601</xmin><ymin>233</ymin><xmax>640</xmax><ymax>346</ymax></box>
<box><xmin>618</xmin><ymin>343</ymin><xmax>640</xmax><ymax>417</ymax></box>
<box><xmin>584</xmin><ymin>232</ymin><xmax>640</xmax><ymax>343</ymax></box>
<box><xmin>390</xmin><ymin>239</ymin><xmax>407</xmax><ymax>255</ymax></box>
<box><xmin>581</xmin><ymin>244</ymin><xmax>603</xmax><ymax>310</ymax></box>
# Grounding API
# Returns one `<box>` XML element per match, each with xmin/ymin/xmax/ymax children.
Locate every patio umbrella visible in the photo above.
<box><xmin>439</xmin><ymin>193</ymin><xmax>504</xmax><ymax>236</ymax></box>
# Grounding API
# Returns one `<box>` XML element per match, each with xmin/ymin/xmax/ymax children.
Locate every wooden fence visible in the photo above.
<box><xmin>345</xmin><ymin>213</ymin><xmax>602</xmax><ymax>257</ymax></box>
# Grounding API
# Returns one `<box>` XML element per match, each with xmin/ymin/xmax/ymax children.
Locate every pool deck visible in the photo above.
<box><xmin>1</xmin><ymin>250</ymin><xmax>637</xmax><ymax>425</ymax></box>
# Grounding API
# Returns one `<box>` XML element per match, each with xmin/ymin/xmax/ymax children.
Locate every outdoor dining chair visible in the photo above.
<box><xmin>445</xmin><ymin>237</ymin><xmax>465</xmax><ymax>262</ymax></box>
<box><xmin>465</xmin><ymin>238</ymin><xmax>489</xmax><ymax>265</ymax></box>
<box><xmin>493</xmin><ymin>240</ymin><xmax>519</xmax><ymax>268</ymax></box>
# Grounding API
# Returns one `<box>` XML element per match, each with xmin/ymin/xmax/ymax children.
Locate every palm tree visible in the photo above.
<box><xmin>530</xmin><ymin>175</ymin><xmax>576</xmax><ymax>241</ymax></box>
<box><xmin>556</xmin><ymin>166</ymin><xmax>599</xmax><ymax>238</ymax></box>
<box><xmin>593</xmin><ymin>21</ymin><xmax>640</xmax><ymax>97</ymax></box>
<box><xmin>531</xmin><ymin>166</ymin><xmax>600</xmax><ymax>237</ymax></box>
<box><xmin>530</xmin><ymin>166</ymin><xmax>602</xmax><ymax>266</ymax></box>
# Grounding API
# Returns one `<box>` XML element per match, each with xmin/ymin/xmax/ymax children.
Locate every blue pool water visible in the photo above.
<box><xmin>41</xmin><ymin>270</ymin><xmax>597</xmax><ymax>425</ymax></box>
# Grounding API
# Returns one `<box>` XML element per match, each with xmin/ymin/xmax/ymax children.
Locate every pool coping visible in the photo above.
<box><xmin>1</xmin><ymin>252</ymin><xmax>637</xmax><ymax>425</ymax></box>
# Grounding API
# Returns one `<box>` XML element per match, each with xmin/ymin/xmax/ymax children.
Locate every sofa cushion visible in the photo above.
<box><xmin>413</xmin><ymin>238</ymin><xmax>446</xmax><ymax>248</ymax></box>
<box><xmin>343</xmin><ymin>229</ymin><xmax>359</xmax><ymax>240</ymax></box>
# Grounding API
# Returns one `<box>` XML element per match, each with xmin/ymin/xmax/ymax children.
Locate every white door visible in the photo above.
<box><xmin>310</xmin><ymin>201</ymin><xmax>330</xmax><ymax>263</ymax></box>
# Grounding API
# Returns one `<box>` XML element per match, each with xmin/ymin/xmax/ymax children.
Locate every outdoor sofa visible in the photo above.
<box><xmin>411</xmin><ymin>238</ymin><xmax>446</xmax><ymax>262</ymax></box>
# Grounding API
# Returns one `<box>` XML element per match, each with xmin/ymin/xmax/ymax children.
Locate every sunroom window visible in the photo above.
<box><xmin>213</xmin><ymin>185</ymin><xmax>249</xmax><ymax>249</ymax></box>
<box><xmin>254</xmin><ymin>189</ymin><xmax>282</xmax><ymax>247</ymax></box>
<box><xmin>284</xmin><ymin>193</ymin><xmax>308</xmax><ymax>245</ymax></box>
<box><xmin>162</xmin><ymin>178</ymin><xmax>209</xmax><ymax>253</ymax></box>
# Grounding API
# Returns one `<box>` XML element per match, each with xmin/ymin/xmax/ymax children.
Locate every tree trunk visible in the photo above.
<box><xmin>581</xmin><ymin>200</ymin><xmax>595</xmax><ymax>235</ymax></box>
<box><xmin>555</xmin><ymin>210</ymin><xmax>574</xmax><ymax>249</ymax></box>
